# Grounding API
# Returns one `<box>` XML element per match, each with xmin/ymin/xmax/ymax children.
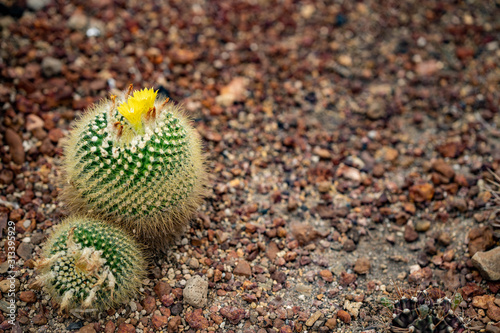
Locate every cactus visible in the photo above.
<box><xmin>35</xmin><ymin>216</ymin><xmax>146</xmax><ymax>311</ymax></box>
<box><xmin>380</xmin><ymin>290</ymin><xmax>467</xmax><ymax>333</ymax></box>
<box><xmin>60</xmin><ymin>85</ymin><xmax>206</xmax><ymax>247</ymax></box>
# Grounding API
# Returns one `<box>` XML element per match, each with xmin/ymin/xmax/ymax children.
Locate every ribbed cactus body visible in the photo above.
<box><xmin>381</xmin><ymin>290</ymin><xmax>466</xmax><ymax>333</ymax></box>
<box><xmin>69</xmin><ymin>105</ymin><xmax>195</xmax><ymax>215</ymax></box>
<box><xmin>61</xmin><ymin>87</ymin><xmax>206</xmax><ymax>247</ymax></box>
<box><xmin>35</xmin><ymin>217</ymin><xmax>146</xmax><ymax>311</ymax></box>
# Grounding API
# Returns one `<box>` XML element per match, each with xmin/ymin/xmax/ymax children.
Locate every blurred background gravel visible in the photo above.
<box><xmin>0</xmin><ymin>0</ymin><xmax>499</xmax><ymax>332</ymax></box>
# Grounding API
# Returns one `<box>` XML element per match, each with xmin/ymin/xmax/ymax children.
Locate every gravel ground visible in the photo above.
<box><xmin>1</xmin><ymin>0</ymin><xmax>500</xmax><ymax>332</ymax></box>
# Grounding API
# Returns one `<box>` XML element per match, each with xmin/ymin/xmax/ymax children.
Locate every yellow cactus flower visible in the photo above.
<box><xmin>117</xmin><ymin>88</ymin><xmax>158</xmax><ymax>132</ymax></box>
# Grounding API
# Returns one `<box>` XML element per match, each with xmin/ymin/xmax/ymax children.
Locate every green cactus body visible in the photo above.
<box><xmin>61</xmin><ymin>87</ymin><xmax>206</xmax><ymax>247</ymax></box>
<box><xmin>35</xmin><ymin>217</ymin><xmax>146</xmax><ymax>311</ymax></box>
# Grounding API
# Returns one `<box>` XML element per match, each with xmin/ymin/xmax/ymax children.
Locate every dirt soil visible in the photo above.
<box><xmin>0</xmin><ymin>0</ymin><xmax>499</xmax><ymax>332</ymax></box>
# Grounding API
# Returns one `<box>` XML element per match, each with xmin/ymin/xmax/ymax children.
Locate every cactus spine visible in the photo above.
<box><xmin>35</xmin><ymin>217</ymin><xmax>146</xmax><ymax>311</ymax></box>
<box><xmin>60</xmin><ymin>85</ymin><xmax>206</xmax><ymax>247</ymax></box>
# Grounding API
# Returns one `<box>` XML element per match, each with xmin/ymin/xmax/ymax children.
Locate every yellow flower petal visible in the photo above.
<box><xmin>117</xmin><ymin>88</ymin><xmax>158</xmax><ymax>132</ymax></box>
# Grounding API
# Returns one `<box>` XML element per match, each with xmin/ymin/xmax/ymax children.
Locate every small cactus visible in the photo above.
<box><xmin>35</xmin><ymin>216</ymin><xmax>146</xmax><ymax>311</ymax></box>
<box><xmin>60</xmin><ymin>85</ymin><xmax>206</xmax><ymax>247</ymax></box>
<box><xmin>380</xmin><ymin>289</ymin><xmax>467</xmax><ymax>333</ymax></box>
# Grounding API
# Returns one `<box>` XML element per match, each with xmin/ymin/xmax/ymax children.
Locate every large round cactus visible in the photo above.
<box><xmin>35</xmin><ymin>217</ymin><xmax>146</xmax><ymax>311</ymax></box>
<box><xmin>60</xmin><ymin>86</ymin><xmax>206</xmax><ymax>247</ymax></box>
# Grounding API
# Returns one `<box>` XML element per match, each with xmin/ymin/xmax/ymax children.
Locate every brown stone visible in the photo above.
<box><xmin>185</xmin><ymin>309</ymin><xmax>209</xmax><ymax>330</ymax></box>
<box><xmin>436</xmin><ymin>142</ymin><xmax>463</xmax><ymax>158</ymax></box>
<box><xmin>372</xmin><ymin>164</ymin><xmax>385</xmax><ymax>178</ymax></box>
<box><xmin>319</xmin><ymin>270</ymin><xmax>333</xmax><ymax>282</ymax></box>
<box><xmin>472</xmin><ymin>247</ymin><xmax>500</xmax><ymax>281</ymax></box>
<box><xmin>487</xmin><ymin>303</ymin><xmax>500</xmax><ymax>322</ymax></box>
<box><xmin>285</xmin><ymin>251</ymin><xmax>298</xmax><ymax>262</ymax></box>
<box><xmin>16</xmin><ymin>219</ymin><xmax>36</xmax><ymax>234</ymax></box>
<box><xmin>290</xmin><ymin>221</ymin><xmax>319</xmax><ymax>245</ymax></box>
<box><xmin>461</xmin><ymin>282</ymin><xmax>485</xmax><ymax>297</ymax></box>
<box><xmin>486</xmin><ymin>322</ymin><xmax>500</xmax><ymax>333</ymax></box>
<box><xmin>170</xmin><ymin>48</ymin><xmax>197</xmax><ymax>65</ymax></box>
<box><xmin>468</xmin><ymin>227</ymin><xmax>495</xmax><ymax>256</ymax></box>
<box><xmin>353</xmin><ymin>258</ymin><xmax>371</xmax><ymax>275</ymax></box>
<box><xmin>77</xmin><ymin>324</ymin><xmax>96</xmax><ymax>333</ymax></box>
<box><xmin>151</xmin><ymin>314</ymin><xmax>168</xmax><ymax>330</ymax></box>
<box><xmin>116</xmin><ymin>323</ymin><xmax>135</xmax><ymax>333</ymax></box>
<box><xmin>142</xmin><ymin>295</ymin><xmax>156</xmax><ymax>314</ymax></box>
<box><xmin>211</xmin><ymin>313</ymin><xmax>223</xmax><ymax>325</ymax></box>
<box><xmin>488</xmin><ymin>281</ymin><xmax>500</xmax><ymax>294</ymax></box>
<box><xmin>167</xmin><ymin>316</ymin><xmax>181</xmax><ymax>333</ymax></box>
<box><xmin>416</xmin><ymin>60</ymin><xmax>442</xmax><ymax>76</ymax></box>
<box><xmin>314</xmin><ymin>147</ymin><xmax>332</xmax><ymax>159</ymax></box>
<box><xmin>26</xmin><ymin>114</ymin><xmax>44</xmax><ymax>131</ymax></box>
<box><xmin>339</xmin><ymin>272</ymin><xmax>356</xmax><ymax>286</ymax></box>
<box><xmin>415</xmin><ymin>220</ymin><xmax>431</xmax><ymax>232</ymax></box>
<box><xmin>160</xmin><ymin>294</ymin><xmax>174</xmax><ymax>307</ymax></box>
<box><xmin>0</xmin><ymin>320</ymin><xmax>12</xmax><ymax>330</ymax></box>
<box><xmin>204</xmin><ymin>131</ymin><xmax>222</xmax><ymax>142</ymax></box>
<box><xmin>343</xmin><ymin>239</ymin><xmax>356</xmax><ymax>252</ymax></box>
<box><xmin>443</xmin><ymin>249</ymin><xmax>455</xmax><ymax>262</ymax></box>
<box><xmin>104</xmin><ymin>321</ymin><xmax>116</xmax><ymax>333</ymax></box>
<box><xmin>17</xmin><ymin>242</ymin><xmax>34</xmax><ymax>260</ymax></box>
<box><xmin>242</xmin><ymin>294</ymin><xmax>257</xmax><ymax>303</ymax></box>
<box><xmin>216</xmin><ymin>77</ymin><xmax>248</xmax><ymax>106</ymax></box>
<box><xmin>0</xmin><ymin>169</ymin><xmax>14</xmax><ymax>185</ymax></box>
<box><xmin>305</xmin><ymin>310</ymin><xmax>322</xmax><ymax>326</ymax></box>
<box><xmin>317</xmin><ymin>181</ymin><xmax>331</xmax><ymax>193</ymax></box>
<box><xmin>438</xmin><ymin>232</ymin><xmax>452</xmax><ymax>246</ymax></box>
<box><xmin>48</xmin><ymin>128</ymin><xmax>64</xmax><ymax>143</ymax></box>
<box><xmin>409</xmin><ymin>183</ymin><xmax>435</xmax><ymax>202</ymax></box>
<box><xmin>404</xmin><ymin>225</ymin><xmax>419</xmax><ymax>242</ymax></box>
<box><xmin>266</xmin><ymin>241</ymin><xmax>279</xmax><ymax>260</ymax></box>
<box><xmin>245</xmin><ymin>223</ymin><xmax>257</xmax><ymax>233</ymax></box>
<box><xmin>234</xmin><ymin>260</ymin><xmax>252</xmax><ymax>277</ymax></box>
<box><xmin>455</xmin><ymin>174</ymin><xmax>469</xmax><ymax>187</ymax></box>
<box><xmin>325</xmin><ymin>317</ymin><xmax>337</xmax><ymax>329</ymax></box>
<box><xmin>383</xmin><ymin>147</ymin><xmax>399</xmax><ymax>162</ymax></box>
<box><xmin>271</xmin><ymin>270</ymin><xmax>287</xmax><ymax>284</ymax></box>
<box><xmin>336</xmin><ymin>310</ymin><xmax>351</xmax><ymax>324</ymax></box>
<box><xmin>279</xmin><ymin>325</ymin><xmax>293</xmax><ymax>333</ymax></box>
<box><xmin>472</xmin><ymin>295</ymin><xmax>495</xmax><ymax>309</ymax></box>
<box><xmin>220</xmin><ymin>306</ymin><xmax>246</xmax><ymax>325</ymax></box>
<box><xmin>160</xmin><ymin>307</ymin><xmax>170</xmax><ymax>317</ymax></box>
<box><xmin>408</xmin><ymin>267</ymin><xmax>432</xmax><ymax>283</ymax></box>
<box><xmin>403</xmin><ymin>202</ymin><xmax>416</xmax><ymax>215</ymax></box>
<box><xmin>456</xmin><ymin>47</ymin><xmax>474</xmax><ymax>60</ymax></box>
<box><xmin>451</xmin><ymin>197</ymin><xmax>467</xmax><ymax>212</ymax></box>
<box><xmin>32</xmin><ymin>313</ymin><xmax>47</xmax><ymax>325</ymax></box>
<box><xmin>432</xmin><ymin>159</ymin><xmax>455</xmax><ymax>179</ymax></box>
<box><xmin>154</xmin><ymin>281</ymin><xmax>172</xmax><ymax>297</ymax></box>
<box><xmin>5</xmin><ymin>129</ymin><xmax>25</xmax><ymax>165</ymax></box>
<box><xmin>19</xmin><ymin>291</ymin><xmax>36</xmax><ymax>303</ymax></box>
<box><xmin>39</xmin><ymin>137</ymin><xmax>55</xmax><ymax>155</ymax></box>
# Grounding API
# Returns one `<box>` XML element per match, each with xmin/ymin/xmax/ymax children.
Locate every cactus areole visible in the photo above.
<box><xmin>61</xmin><ymin>85</ymin><xmax>206</xmax><ymax>247</ymax></box>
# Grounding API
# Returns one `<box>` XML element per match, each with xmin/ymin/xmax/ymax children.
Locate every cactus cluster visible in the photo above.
<box><xmin>35</xmin><ymin>217</ymin><xmax>146</xmax><ymax>311</ymax></box>
<box><xmin>60</xmin><ymin>86</ymin><xmax>206</xmax><ymax>246</ymax></box>
<box><xmin>35</xmin><ymin>85</ymin><xmax>207</xmax><ymax>312</ymax></box>
<box><xmin>380</xmin><ymin>290</ymin><xmax>467</xmax><ymax>333</ymax></box>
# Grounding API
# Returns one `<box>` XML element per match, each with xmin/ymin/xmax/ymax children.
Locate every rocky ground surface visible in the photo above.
<box><xmin>1</xmin><ymin>0</ymin><xmax>500</xmax><ymax>332</ymax></box>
